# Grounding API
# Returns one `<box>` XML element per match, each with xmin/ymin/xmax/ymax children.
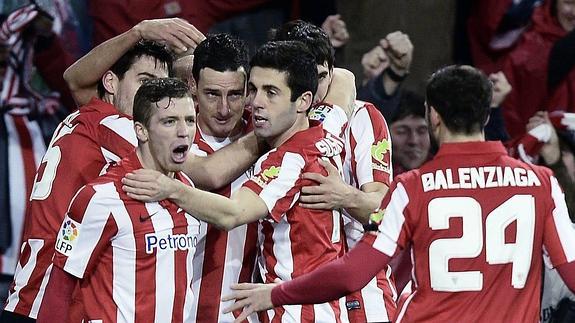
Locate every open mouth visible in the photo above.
<box><xmin>171</xmin><ymin>144</ymin><xmax>189</xmax><ymax>163</ymax></box>
<box><xmin>253</xmin><ymin>115</ymin><xmax>268</xmax><ymax>127</ymax></box>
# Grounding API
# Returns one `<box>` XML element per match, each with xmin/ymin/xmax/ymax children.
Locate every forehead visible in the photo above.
<box><xmin>128</xmin><ymin>55</ymin><xmax>169</xmax><ymax>77</ymax></box>
<box><xmin>249</xmin><ymin>67</ymin><xmax>288</xmax><ymax>88</ymax></box>
<box><xmin>392</xmin><ymin>115</ymin><xmax>427</xmax><ymax>128</ymax></box>
<box><xmin>198</xmin><ymin>67</ymin><xmax>246</xmax><ymax>89</ymax></box>
<box><xmin>152</xmin><ymin>96</ymin><xmax>195</xmax><ymax>119</ymax></box>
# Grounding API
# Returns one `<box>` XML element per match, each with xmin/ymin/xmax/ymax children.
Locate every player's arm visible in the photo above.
<box><xmin>183</xmin><ymin>131</ymin><xmax>264</xmax><ymax>190</ymax></box>
<box><xmin>122</xmin><ymin>169</ymin><xmax>268</xmax><ymax>230</ymax></box>
<box><xmin>324</xmin><ymin>68</ymin><xmax>356</xmax><ymax>119</ymax></box>
<box><xmin>64</xmin><ymin>18</ymin><xmax>205</xmax><ymax>106</ymax></box>
<box><xmin>36</xmin><ymin>267</ymin><xmax>77</xmax><ymax>322</ymax></box>
<box><xmin>222</xmin><ymin>238</ymin><xmax>391</xmax><ymax>322</ymax></box>
<box><xmin>300</xmin><ymin>159</ymin><xmax>388</xmax><ymax>224</ymax></box>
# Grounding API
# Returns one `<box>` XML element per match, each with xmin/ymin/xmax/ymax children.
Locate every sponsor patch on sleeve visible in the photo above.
<box><xmin>55</xmin><ymin>214</ymin><xmax>81</xmax><ymax>257</ymax></box>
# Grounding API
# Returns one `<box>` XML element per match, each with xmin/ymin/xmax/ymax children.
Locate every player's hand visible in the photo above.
<box><xmin>527</xmin><ymin>111</ymin><xmax>560</xmax><ymax>164</ymax></box>
<box><xmin>222</xmin><ymin>282</ymin><xmax>277</xmax><ymax>322</ymax></box>
<box><xmin>361</xmin><ymin>45</ymin><xmax>389</xmax><ymax>82</ymax></box>
<box><xmin>321</xmin><ymin>14</ymin><xmax>349</xmax><ymax>48</ymax></box>
<box><xmin>380</xmin><ymin>31</ymin><xmax>413</xmax><ymax>77</ymax></box>
<box><xmin>300</xmin><ymin>159</ymin><xmax>350</xmax><ymax>210</ymax></box>
<box><xmin>489</xmin><ymin>71</ymin><xmax>512</xmax><ymax>108</ymax></box>
<box><xmin>132</xmin><ymin>18</ymin><xmax>206</xmax><ymax>54</ymax></box>
<box><xmin>122</xmin><ymin>169</ymin><xmax>177</xmax><ymax>202</ymax></box>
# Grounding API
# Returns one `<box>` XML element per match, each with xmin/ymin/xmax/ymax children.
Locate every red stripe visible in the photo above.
<box><xmin>196</xmin><ymin>224</ymin><xmax>228</xmax><ymax>321</ymax></box>
<box><xmin>171</xmin><ymin>208</ymin><xmax>189</xmax><ymax>323</ymax></box>
<box><xmin>377</xmin><ymin>268</ymin><xmax>398</xmax><ymax>319</ymax></box>
<box><xmin>261</xmin><ymin>221</ymin><xmax>278</xmax><ymax>283</ymax></box>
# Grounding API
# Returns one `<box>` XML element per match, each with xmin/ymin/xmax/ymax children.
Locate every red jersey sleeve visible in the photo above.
<box><xmin>243</xmin><ymin>150</ymin><xmax>306</xmax><ymax>222</ymax></box>
<box><xmin>543</xmin><ymin>175</ymin><xmax>575</xmax><ymax>267</ymax></box>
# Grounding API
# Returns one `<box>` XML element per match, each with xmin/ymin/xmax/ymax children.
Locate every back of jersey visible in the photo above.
<box><xmin>373</xmin><ymin>141</ymin><xmax>575</xmax><ymax>322</ymax></box>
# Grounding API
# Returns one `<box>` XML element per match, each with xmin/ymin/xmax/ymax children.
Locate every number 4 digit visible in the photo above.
<box><xmin>429</xmin><ymin>195</ymin><xmax>535</xmax><ymax>292</ymax></box>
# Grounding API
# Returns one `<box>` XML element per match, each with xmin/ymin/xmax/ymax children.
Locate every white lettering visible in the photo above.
<box><xmin>421</xmin><ymin>167</ymin><xmax>542</xmax><ymax>192</ymax></box>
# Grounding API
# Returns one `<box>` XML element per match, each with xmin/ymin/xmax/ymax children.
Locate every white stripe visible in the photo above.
<box><xmin>350</xmin><ymin>107</ymin><xmax>377</xmax><ymax>187</ymax></box>
<box><xmin>395</xmin><ymin>290</ymin><xmax>417</xmax><ymax>323</ymax></box>
<box><xmin>218</xmin><ymin>224</ymin><xmax>248</xmax><ymax>322</ymax></box>
<box><xmin>361</xmin><ymin>277</ymin><xmax>389</xmax><ymax>321</ymax></box>
<box><xmin>550</xmin><ymin>176</ymin><xmax>575</xmax><ymax>262</ymax></box>
<box><xmin>4</xmin><ymin>239</ymin><xmax>43</xmax><ymax>312</ymax></box>
<box><xmin>373</xmin><ymin>183</ymin><xmax>409</xmax><ymax>256</ymax></box>
<box><xmin>281</xmin><ymin>304</ymin><xmax>302</xmax><ymax>323</ymax></box>
<box><xmin>108</xmin><ymin>187</ymin><xmax>136</xmax><ymax>323</ymax></box>
<box><xmin>271</xmin><ymin>219</ymin><xmax>294</xmax><ymax>281</ymax></box>
<box><xmin>189</xmin><ymin>220</ymin><xmax>208</xmax><ymax>322</ymax></box>
<box><xmin>259</xmin><ymin>152</ymin><xmax>304</xmax><ymax>214</ymax></box>
<box><xmin>100</xmin><ymin>115</ymin><xmax>137</xmax><ymax>147</ymax></box>
<box><xmin>313</xmin><ymin>302</ymin><xmax>340</xmax><ymax>323</ymax></box>
<box><xmin>150</xmin><ymin>204</ymin><xmax>176</xmax><ymax>323</ymax></box>
<box><xmin>183</xmin><ymin>213</ymin><xmax>198</xmax><ymax>323</ymax></box>
<box><xmin>30</xmin><ymin>263</ymin><xmax>52</xmax><ymax>318</ymax></box>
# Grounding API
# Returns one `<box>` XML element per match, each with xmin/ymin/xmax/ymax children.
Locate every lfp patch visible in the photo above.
<box><xmin>56</xmin><ymin>215</ymin><xmax>81</xmax><ymax>257</ymax></box>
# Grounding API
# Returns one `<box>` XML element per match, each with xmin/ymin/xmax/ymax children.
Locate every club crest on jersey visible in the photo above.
<box><xmin>371</xmin><ymin>139</ymin><xmax>391</xmax><ymax>173</ymax></box>
<box><xmin>56</xmin><ymin>215</ymin><xmax>81</xmax><ymax>257</ymax></box>
<box><xmin>308</xmin><ymin>104</ymin><xmax>333</xmax><ymax>122</ymax></box>
<box><xmin>253</xmin><ymin>166</ymin><xmax>280</xmax><ymax>188</ymax></box>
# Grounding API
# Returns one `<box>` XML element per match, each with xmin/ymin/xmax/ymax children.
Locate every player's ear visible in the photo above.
<box><xmin>296</xmin><ymin>91</ymin><xmax>313</xmax><ymax>114</ymax></box>
<box><xmin>134</xmin><ymin>121</ymin><xmax>148</xmax><ymax>142</ymax></box>
<box><xmin>102</xmin><ymin>71</ymin><xmax>119</xmax><ymax>95</ymax></box>
<box><xmin>429</xmin><ymin>105</ymin><xmax>441</xmax><ymax>129</ymax></box>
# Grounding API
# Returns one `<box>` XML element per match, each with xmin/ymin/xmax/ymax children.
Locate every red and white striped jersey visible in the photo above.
<box><xmin>4</xmin><ymin>98</ymin><xmax>136</xmax><ymax>319</ymax></box>
<box><xmin>342</xmin><ymin>100</ymin><xmax>396</xmax><ymax>322</ymax></box>
<box><xmin>188</xmin><ymin>123</ymin><xmax>259</xmax><ymax>323</ymax></box>
<box><xmin>243</xmin><ymin>125</ymin><xmax>350</xmax><ymax>323</ymax></box>
<box><xmin>372</xmin><ymin>141</ymin><xmax>575</xmax><ymax>322</ymax></box>
<box><xmin>53</xmin><ymin>152</ymin><xmax>200</xmax><ymax>323</ymax></box>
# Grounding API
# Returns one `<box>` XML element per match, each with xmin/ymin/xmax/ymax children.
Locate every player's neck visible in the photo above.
<box><xmin>439</xmin><ymin>129</ymin><xmax>485</xmax><ymax>145</ymax></box>
<box><xmin>136</xmin><ymin>147</ymin><xmax>175</xmax><ymax>178</ymax></box>
<box><xmin>268</xmin><ymin>114</ymin><xmax>309</xmax><ymax>148</ymax></box>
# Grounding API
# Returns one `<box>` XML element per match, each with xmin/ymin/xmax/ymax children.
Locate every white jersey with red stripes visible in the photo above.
<box><xmin>1</xmin><ymin>110</ymin><xmax>46</xmax><ymax>276</ymax></box>
<box><xmin>4</xmin><ymin>98</ymin><xmax>136</xmax><ymax>319</ymax></box>
<box><xmin>52</xmin><ymin>152</ymin><xmax>199</xmax><ymax>323</ymax></box>
<box><xmin>342</xmin><ymin>100</ymin><xmax>396</xmax><ymax>322</ymax></box>
<box><xmin>243</xmin><ymin>125</ymin><xmax>349</xmax><ymax>323</ymax></box>
<box><xmin>372</xmin><ymin>141</ymin><xmax>575</xmax><ymax>322</ymax></box>
<box><xmin>188</xmin><ymin>123</ymin><xmax>259</xmax><ymax>323</ymax></box>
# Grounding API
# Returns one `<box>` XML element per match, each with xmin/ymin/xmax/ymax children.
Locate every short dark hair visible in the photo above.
<box><xmin>97</xmin><ymin>40</ymin><xmax>175</xmax><ymax>98</ymax></box>
<box><xmin>269</xmin><ymin>20</ymin><xmax>335</xmax><ymax>70</ymax></box>
<box><xmin>191</xmin><ymin>33</ymin><xmax>249</xmax><ymax>84</ymax></box>
<box><xmin>133</xmin><ymin>78</ymin><xmax>190</xmax><ymax>127</ymax></box>
<box><xmin>391</xmin><ymin>90</ymin><xmax>426</xmax><ymax>124</ymax></box>
<box><xmin>250</xmin><ymin>40</ymin><xmax>318</xmax><ymax>101</ymax></box>
<box><xmin>425</xmin><ymin>65</ymin><xmax>492</xmax><ymax>134</ymax></box>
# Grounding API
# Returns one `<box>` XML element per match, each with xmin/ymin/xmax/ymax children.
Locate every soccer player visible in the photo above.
<box><xmin>186</xmin><ymin>33</ymin><xmax>258</xmax><ymax>323</ymax></box>
<box><xmin>123</xmin><ymin>40</ymin><xmax>351</xmax><ymax>322</ymax></box>
<box><xmin>1</xmin><ymin>19</ymin><xmax>260</xmax><ymax>323</ymax></box>
<box><xmin>223</xmin><ymin>65</ymin><xmax>575</xmax><ymax>322</ymax></box>
<box><xmin>271</xmin><ymin>20</ymin><xmax>397</xmax><ymax>322</ymax></box>
<box><xmin>36</xmin><ymin>78</ymin><xmax>199</xmax><ymax>322</ymax></box>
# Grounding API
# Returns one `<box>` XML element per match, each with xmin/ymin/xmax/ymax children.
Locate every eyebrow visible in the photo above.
<box><xmin>137</xmin><ymin>72</ymin><xmax>158</xmax><ymax>78</ymax></box>
<box><xmin>262</xmin><ymin>84</ymin><xmax>281</xmax><ymax>93</ymax></box>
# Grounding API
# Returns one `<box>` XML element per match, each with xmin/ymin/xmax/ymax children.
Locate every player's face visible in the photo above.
<box><xmin>315</xmin><ymin>62</ymin><xmax>332</xmax><ymax>104</ymax></box>
<box><xmin>248</xmin><ymin>67</ymin><xmax>301</xmax><ymax>147</ymax></box>
<box><xmin>391</xmin><ymin>115</ymin><xmax>430</xmax><ymax>170</ymax></box>
<box><xmin>557</xmin><ymin>0</ymin><xmax>575</xmax><ymax>32</ymax></box>
<box><xmin>196</xmin><ymin>67</ymin><xmax>246</xmax><ymax>138</ymax></box>
<box><xmin>115</xmin><ymin>56</ymin><xmax>169</xmax><ymax>116</ymax></box>
<box><xmin>145</xmin><ymin>96</ymin><xmax>196</xmax><ymax>174</ymax></box>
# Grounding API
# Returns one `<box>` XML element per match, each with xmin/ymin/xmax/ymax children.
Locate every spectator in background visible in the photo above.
<box><xmin>0</xmin><ymin>4</ymin><xmax>74</xmax><ymax>306</ymax></box>
<box><xmin>501</xmin><ymin>0</ymin><xmax>575</xmax><ymax>141</ymax></box>
<box><xmin>357</xmin><ymin>31</ymin><xmax>413</xmax><ymax>121</ymax></box>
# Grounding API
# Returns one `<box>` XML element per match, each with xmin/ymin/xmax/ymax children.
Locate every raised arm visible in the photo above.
<box><xmin>64</xmin><ymin>18</ymin><xmax>205</xmax><ymax>106</ymax></box>
<box><xmin>184</xmin><ymin>131</ymin><xmax>264</xmax><ymax>190</ymax></box>
<box><xmin>324</xmin><ymin>68</ymin><xmax>356</xmax><ymax>118</ymax></box>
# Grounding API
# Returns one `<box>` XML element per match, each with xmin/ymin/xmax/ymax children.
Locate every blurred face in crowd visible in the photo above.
<box><xmin>557</xmin><ymin>0</ymin><xmax>575</xmax><ymax>32</ymax></box>
<box><xmin>196</xmin><ymin>67</ymin><xmax>246</xmax><ymax>138</ymax></box>
<box><xmin>391</xmin><ymin>114</ymin><xmax>430</xmax><ymax>170</ymax></box>
<box><xmin>314</xmin><ymin>62</ymin><xmax>333</xmax><ymax>104</ymax></box>
<box><xmin>113</xmin><ymin>56</ymin><xmax>169</xmax><ymax>116</ymax></box>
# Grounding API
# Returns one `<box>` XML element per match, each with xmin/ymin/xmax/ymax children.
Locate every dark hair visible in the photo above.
<box><xmin>250</xmin><ymin>40</ymin><xmax>318</xmax><ymax>101</ymax></box>
<box><xmin>391</xmin><ymin>90</ymin><xmax>426</xmax><ymax>124</ymax></box>
<box><xmin>133</xmin><ymin>78</ymin><xmax>190</xmax><ymax>127</ymax></box>
<box><xmin>97</xmin><ymin>40</ymin><xmax>175</xmax><ymax>98</ymax></box>
<box><xmin>269</xmin><ymin>20</ymin><xmax>334</xmax><ymax>70</ymax></box>
<box><xmin>191</xmin><ymin>33</ymin><xmax>249</xmax><ymax>84</ymax></box>
<box><xmin>425</xmin><ymin>65</ymin><xmax>492</xmax><ymax>134</ymax></box>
